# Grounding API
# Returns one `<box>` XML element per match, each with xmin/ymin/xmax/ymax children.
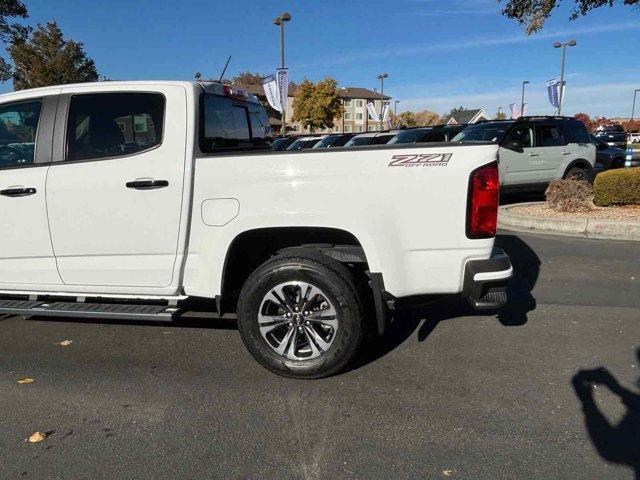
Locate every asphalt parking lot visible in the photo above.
<box><xmin>1</xmin><ymin>230</ymin><xmax>639</xmax><ymax>479</ymax></box>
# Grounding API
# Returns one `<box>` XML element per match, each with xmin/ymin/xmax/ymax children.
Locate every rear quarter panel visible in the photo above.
<box><xmin>184</xmin><ymin>144</ymin><xmax>499</xmax><ymax>298</ymax></box>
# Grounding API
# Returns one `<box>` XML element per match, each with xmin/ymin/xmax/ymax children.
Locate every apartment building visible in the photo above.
<box><xmin>240</xmin><ymin>84</ymin><xmax>391</xmax><ymax>134</ymax></box>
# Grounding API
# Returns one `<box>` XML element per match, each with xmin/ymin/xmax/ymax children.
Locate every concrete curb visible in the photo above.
<box><xmin>498</xmin><ymin>202</ymin><xmax>640</xmax><ymax>241</ymax></box>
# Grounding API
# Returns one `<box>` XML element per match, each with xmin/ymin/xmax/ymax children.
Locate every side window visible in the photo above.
<box><xmin>506</xmin><ymin>125</ymin><xmax>533</xmax><ymax>148</ymax></box>
<box><xmin>66</xmin><ymin>93</ymin><xmax>164</xmax><ymax>162</ymax></box>
<box><xmin>535</xmin><ymin>124</ymin><xmax>563</xmax><ymax>147</ymax></box>
<box><xmin>563</xmin><ymin>121</ymin><xmax>590</xmax><ymax>144</ymax></box>
<box><xmin>0</xmin><ymin>100</ymin><xmax>42</xmax><ymax>168</ymax></box>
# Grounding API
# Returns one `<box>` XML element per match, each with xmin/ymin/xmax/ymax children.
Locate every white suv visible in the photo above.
<box><xmin>453</xmin><ymin>117</ymin><xmax>596</xmax><ymax>191</ymax></box>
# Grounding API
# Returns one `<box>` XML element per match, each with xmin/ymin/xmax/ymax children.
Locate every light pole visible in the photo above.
<box><xmin>377</xmin><ymin>73</ymin><xmax>388</xmax><ymax>131</ymax></box>
<box><xmin>395</xmin><ymin>100</ymin><xmax>399</xmax><ymax>116</ymax></box>
<box><xmin>273</xmin><ymin>12</ymin><xmax>292</xmax><ymax>135</ymax></box>
<box><xmin>520</xmin><ymin>80</ymin><xmax>529</xmax><ymax>117</ymax></box>
<box><xmin>497</xmin><ymin>107</ymin><xmax>503</xmax><ymax>119</ymax></box>
<box><xmin>553</xmin><ymin>40</ymin><xmax>576</xmax><ymax>115</ymax></box>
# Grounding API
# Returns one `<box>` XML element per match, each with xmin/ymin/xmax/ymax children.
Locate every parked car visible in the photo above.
<box><xmin>595</xmin><ymin>124</ymin><xmax>624</xmax><ymax>134</ymax></box>
<box><xmin>629</xmin><ymin>132</ymin><xmax>640</xmax><ymax>144</ymax></box>
<box><xmin>286</xmin><ymin>135</ymin><xmax>326</xmax><ymax>150</ymax></box>
<box><xmin>271</xmin><ymin>137</ymin><xmax>296</xmax><ymax>151</ymax></box>
<box><xmin>388</xmin><ymin>124</ymin><xmax>466</xmax><ymax>144</ymax></box>
<box><xmin>313</xmin><ymin>133</ymin><xmax>355</xmax><ymax>148</ymax></box>
<box><xmin>594</xmin><ymin>131</ymin><xmax>628</xmax><ymax>149</ymax></box>
<box><xmin>453</xmin><ymin>116</ymin><xmax>596</xmax><ymax>191</ymax></box>
<box><xmin>590</xmin><ymin>134</ymin><xmax>626</xmax><ymax>172</ymax></box>
<box><xmin>344</xmin><ymin>131</ymin><xmax>398</xmax><ymax>147</ymax></box>
<box><xmin>0</xmin><ymin>80</ymin><xmax>512</xmax><ymax>379</ymax></box>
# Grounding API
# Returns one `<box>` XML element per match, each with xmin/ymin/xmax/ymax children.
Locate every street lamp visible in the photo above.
<box><xmin>553</xmin><ymin>39</ymin><xmax>577</xmax><ymax>115</ymax></box>
<box><xmin>377</xmin><ymin>73</ymin><xmax>388</xmax><ymax>131</ymax></box>
<box><xmin>520</xmin><ymin>81</ymin><xmax>529</xmax><ymax>117</ymax></box>
<box><xmin>273</xmin><ymin>12</ymin><xmax>292</xmax><ymax>135</ymax></box>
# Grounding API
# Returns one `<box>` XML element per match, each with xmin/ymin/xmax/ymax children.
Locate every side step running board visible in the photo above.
<box><xmin>0</xmin><ymin>299</ymin><xmax>180</xmax><ymax>322</ymax></box>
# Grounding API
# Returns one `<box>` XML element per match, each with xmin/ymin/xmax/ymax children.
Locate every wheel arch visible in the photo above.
<box><xmin>219</xmin><ymin>226</ymin><xmax>369</xmax><ymax>313</ymax></box>
<box><xmin>562</xmin><ymin>158</ymin><xmax>594</xmax><ymax>178</ymax></box>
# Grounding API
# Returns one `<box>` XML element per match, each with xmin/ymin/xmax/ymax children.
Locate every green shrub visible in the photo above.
<box><xmin>593</xmin><ymin>167</ymin><xmax>640</xmax><ymax>207</ymax></box>
<box><xmin>545</xmin><ymin>178</ymin><xmax>593</xmax><ymax>212</ymax></box>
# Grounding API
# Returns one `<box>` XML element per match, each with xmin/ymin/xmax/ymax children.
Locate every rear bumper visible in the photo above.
<box><xmin>462</xmin><ymin>248</ymin><xmax>512</xmax><ymax>310</ymax></box>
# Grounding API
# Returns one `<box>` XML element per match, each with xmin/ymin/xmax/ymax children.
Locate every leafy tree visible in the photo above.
<box><xmin>495</xmin><ymin>110</ymin><xmax>507</xmax><ymax>120</ymax></box>
<box><xmin>292</xmin><ymin>77</ymin><xmax>343</xmax><ymax>132</ymax></box>
<box><xmin>0</xmin><ymin>0</ymin><xmax>29</xmax><ymax>82</ymax></box>
<box><xmin>414</xmin><ymin>110</ymin><xmax>440</xmax><ymax>126</ymax></box>
<box><xmin>499</xmin><ymin>0</ymin><xmax>639</xmax><ymax>34</ymax></box>
<box><xmin>8</xmin><ymin>21</ymin><xmax>99</xmax><ymax>90</ymax></box>
<box><xmin>231</xmin><ymin>71</ymin><xmax>265</xmax><ymax>85</ymax></box>
<box><xmin>392</xmin><ymin>111</ymin><xmax>417</xmax><ymax>128</ymax></box>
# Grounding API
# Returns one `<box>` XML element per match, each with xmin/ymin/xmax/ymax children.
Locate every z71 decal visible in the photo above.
<box><xmin>388</xmin><ymin>153</ymin><xmax>452</xmax><ymax>167</ymax></box>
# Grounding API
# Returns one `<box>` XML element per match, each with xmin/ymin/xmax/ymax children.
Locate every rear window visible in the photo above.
<box><xmin>388</xmin><ymin>129</ymin><xmax>430</xmax><ymax>144</ymax></box>
<box><xmin>200</xmin><ymin>94</ymin><xmax>271</xmax><ymax>153</ymax></box>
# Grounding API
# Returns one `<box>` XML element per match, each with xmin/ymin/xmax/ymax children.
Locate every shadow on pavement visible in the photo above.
<box><xmin>572</xmin><ymin>348</ymin><xmax>640</xmax><ymax>479</ymax></box>
<box><xmin>494</xmin><ymin>234</ymin><xmax>539</xmax><ymax>326</ymax></box>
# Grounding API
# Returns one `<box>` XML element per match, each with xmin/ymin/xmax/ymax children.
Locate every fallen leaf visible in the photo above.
<box><xmin>59</xmin><ymin>340</ymin><xmax>73</xmax><ymax>346</ymax></box>
<box><xmin>442</xmin><ymin>469</ymin><xmax>455</xmax><ymax>477</ymax></box>
<box><xmin>17</xmin><ymin>378</ymin><xmax>34</xmax><ymax>384</ymax></box>
<box><xmin>28</xmin><ymin>431</ymin><xmax>46</xmax><ymax>443</ymax></box>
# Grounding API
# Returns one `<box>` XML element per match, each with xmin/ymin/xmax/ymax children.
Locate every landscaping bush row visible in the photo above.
<box><xmin>593</xmin><ymin>167</ymin><xmax>640</xmax><ymax>207</ymax></box>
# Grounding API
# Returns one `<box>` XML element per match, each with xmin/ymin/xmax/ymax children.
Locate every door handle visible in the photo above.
<box><xmin>126</xmin><ymin>179</ymin><xmax>169</xmax><ymax>190</ymax></box>
<box><xmin>562</xmin><ymin>152</ymin><xmax>572</xmax><ymax>155</ymax></box>
<box><xmin>0</xmin><ymin>187</ymin><xmax>37</xmax><ymax>197</ymax></box>
<box><xmin>528</xmin><ymin>153</ymin><xmax>540</xmax><ymax>157</ymax></box>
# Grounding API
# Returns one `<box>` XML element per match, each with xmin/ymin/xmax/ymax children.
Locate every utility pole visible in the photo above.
<box><xmin>395</xmin><ymin>100</ymin><xmax>399</xmax><ymax>116</ymax></box>
<box><xmin>273</xmin><ymin>12</ymin><xmax>292</xmax><ymax>135</ymax></box>
<box><xmin>553</xmin><ymin>40</ymin><xmax>576</xmax><ymax>115</ymax></box>
<box><xmin>520</xmin><ymin>80</ymin><xmax>529</xmax><ymax>117</ymax></box>
<box><xmin>377</xmin><ymin>73</ymin><xmax>388</xmax><ymax>131</ymax></box>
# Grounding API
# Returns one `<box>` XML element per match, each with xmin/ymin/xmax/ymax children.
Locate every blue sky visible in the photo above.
<box><xmin>4</xmin><ymin>0</ymin><xmax>640</xmax><ymax>117</ymax></box>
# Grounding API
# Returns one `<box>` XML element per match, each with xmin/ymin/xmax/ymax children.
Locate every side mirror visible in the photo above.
<box><xmin>502</xmin><ymin>139</ymin><xmax>524</xmax><ymax>153</ymax></box>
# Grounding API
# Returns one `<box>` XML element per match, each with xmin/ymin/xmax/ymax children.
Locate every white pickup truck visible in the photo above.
<box><xmin>0</xmin><ymin>81</ymin><xmax>512</xmax><ymax>378</ymax></box>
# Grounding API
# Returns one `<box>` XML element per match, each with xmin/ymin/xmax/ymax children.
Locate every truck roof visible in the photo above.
<box><xmin>0</xmin><ymin>80</ymin><xmax>263</xmax><ymax>105</ymax></box>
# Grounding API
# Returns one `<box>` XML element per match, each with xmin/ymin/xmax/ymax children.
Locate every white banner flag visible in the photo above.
<box><xmin>510</xmin><ymin>103</ymin><xmax>521</xmax><ymax>120</ymax></box>
<box><xmin>262</xmin><ymin>75</ymin><xmax>281</xmax><ymax>112</ymax></box>
<box><xmin>382</xmin><ymin>104</ymin><xmax>390</xmax><ymax>122</ymax></box>
<box><xmin>522</xmin><ymin>103</ymin><xmax>529</xmax><ymax>116</ymax></box>
<box><xmin>277</xmin><ymin>69</ymin><xmax>289</xmax><ymax>114</ymax></box>
<box><xmin>366</xmin><ymin>102</ymin><xmax>380</xmax><ymax>122</ymax></box>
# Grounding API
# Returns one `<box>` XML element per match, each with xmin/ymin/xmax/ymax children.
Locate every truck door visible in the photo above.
<box><xmin>0</xmin><ymin>96</ymin><xmax>62</xmax><ymax>286</ymax></box>
<box><xmin>46</xmin><ymin>87</ymin><xmax>187</xmax><ymax>290</ymax></box>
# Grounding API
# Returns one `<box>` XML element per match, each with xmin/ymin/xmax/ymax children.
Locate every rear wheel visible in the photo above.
<box><xmin>564</xmin><ymin>166</ymin><xmax>593</xmax><ymax>182</ymax></box>
<box><xmin>237</xmin><ymin>251</ymin><xmax>364</xmax><ymax>379</ymax></box>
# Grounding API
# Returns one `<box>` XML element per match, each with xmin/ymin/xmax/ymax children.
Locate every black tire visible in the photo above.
<box><xmin>237</xmin><ymin>249</ymin><xmax>365</xmax><ymax>379</ymax></box>
<box><xmin>564</xmin><ymin>166</ymin><xmax>594</xmax><ymax>183</ymax></box>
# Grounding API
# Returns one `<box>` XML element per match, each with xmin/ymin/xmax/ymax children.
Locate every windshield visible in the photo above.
<box><xmin>313</xmin><ymin>135</ymin><xmax>340</xmax><ymax>148</ymax></box>
<box><xmin>388</xmin><ymin>129</ymin><xmax>431</xmax><ymax>144</ymax></box>
<box><xmin>287</xmin><ymin>138</ymin><xmax>322</xmax><ymax>150</ymax></box>
<box><xmin>344</xmin><ymin>136</ymin><xmax>374</xmax><ymax>147</ymax></box>
<box><xmin>451</xmin><ymin>122</ymin><xmax>512</xmax><ymax>143</ymax></box>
